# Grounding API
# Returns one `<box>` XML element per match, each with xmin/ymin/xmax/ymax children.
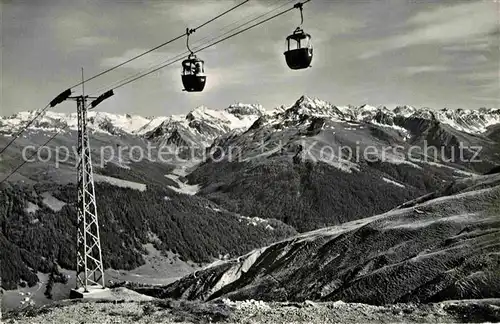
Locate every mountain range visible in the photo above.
<box><xmin>1</xmin><ymin>95</ymin><xmax>499</xmax><ymax>311</ymax></box>
<box><xmin>1</xmin><ymin>97</ymin><xmax>498</xmax><ymax>137</ymax></box>
<box><xmin>1</xmin><ymin>95</ymin><xmax>498</xmax><ymax>180</ymax></box>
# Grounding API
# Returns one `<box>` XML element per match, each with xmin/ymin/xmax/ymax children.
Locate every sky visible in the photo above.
<box><xmin>1</xmin><ymin>0</ymin><xmax>499</xmax><ymax>117</ymax></box>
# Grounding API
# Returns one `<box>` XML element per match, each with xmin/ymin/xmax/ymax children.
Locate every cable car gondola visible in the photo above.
<box><xmin>284</xmin><ymin>3</ymin><xmax>312</xmax><ymax>70</ymax></box>
<box><xmin>182</xmin><ymin>54</ymin><xmax>206</xmax><ymax>92</ymax></box>
<box><xmin>182</xmin><ymin>28</ymin><xmax>206</xmax><ymax>92</ymax></box>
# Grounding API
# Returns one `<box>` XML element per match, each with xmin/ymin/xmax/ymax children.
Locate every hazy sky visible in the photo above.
<box><xmin>1</xmin><ymin>0</ymin><xmax>499</xmax><ymax>116</ymax></box>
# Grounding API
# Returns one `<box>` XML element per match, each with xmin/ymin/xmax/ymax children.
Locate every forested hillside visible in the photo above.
<box><xmin>0</xmin><ymin>182</ymin><xmax>296</xmax><ymax>289</ymax></box>
<box><xmin>189</xmin><ymin>158</ymin><xmax>457</xmax><ymax>232</ymax></box>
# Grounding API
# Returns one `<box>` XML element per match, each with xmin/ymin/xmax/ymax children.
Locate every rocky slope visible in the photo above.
<box><xmin>3</xmin><ymin>296</ymin><xmax>500</xmax><ymax>323</ymax></box>
<box><xmin>132</xmin><ymin>173</ymin><xmax>500</xmax><ymax>305</ymax></box>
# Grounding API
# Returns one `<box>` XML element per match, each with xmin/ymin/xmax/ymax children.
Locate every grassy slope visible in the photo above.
<box><xmin>139</xmin><ymin>174</ymin><xmax>500</xmax><ymax>305</ymax></box>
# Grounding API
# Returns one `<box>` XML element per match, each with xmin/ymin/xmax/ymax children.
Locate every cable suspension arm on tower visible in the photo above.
<box><xmin>0</xmin><ymin>88</ymin><xmax>73</xmax><ymax>155</ymax></box>
<box><xmin>90</xmin><ymin>90</ymin><xmax>115</xmax><ymax>109</ymax></box>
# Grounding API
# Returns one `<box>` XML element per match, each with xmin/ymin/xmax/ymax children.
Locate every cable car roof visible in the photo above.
<box><xmin>286</xmin><ymin>28</ymin><xmax>311</xmax><ymax>41</ymax></box>
<box><xmin>182</xmin><ymin>58</ymin><xmax>204</xmax><ymax>63</ymax></box>
<box><xmin>182</xmin><ymin>56</ymin><xmax>204</xmax><ymax>65</ymax></box>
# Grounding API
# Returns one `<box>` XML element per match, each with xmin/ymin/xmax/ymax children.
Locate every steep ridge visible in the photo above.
<box><xmin>133</xmin><ymin>173</ymin><xmax>500</xmax><ymax>305</ymax></box>
<box><xmin>144</xmin><ymin>104</ymin><xmax>264</xmax><ymax>151</ymax></box>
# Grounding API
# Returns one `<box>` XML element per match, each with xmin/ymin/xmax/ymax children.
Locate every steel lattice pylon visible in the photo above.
<box><xmin>75</xmin><ymin>95</ymin><xmax>105</xmax><ymax>291</ymax></box>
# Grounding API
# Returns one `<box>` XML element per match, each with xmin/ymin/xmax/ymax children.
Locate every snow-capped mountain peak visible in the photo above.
<box><xmin>224</xmin><ymin>103</ymin><xmax>266</xmax><ymax>117</ymax></box>
<box><xmin>283</xmin><ymin>95</ymin><xmax>342</xmax><ymax>120</ymax></box>
<box><xmin>0</xmin><ymin>111</ymin><xmax>168</xmax><ymax>136</ymax></box>
<box><xmin>0</xmin><ymin>102</ymin><xmax>265</xmax><ymax>139</ymax></box>
<box><xmin>273</xmin><ymin>97</ymin><xmax>500</xmax><ymax>134</ymax></box>
<box><xmin>145</xmin><ymin>104</ymin><xmax>264</xmax><ymax>149</ymax></box>
<box><xmin>431</xmin><ymin>107</ymin><xmax>500</xmax><ymax>133</ymax></box>
<box><xmin>393</xmin><ymin>105</ymin><xmax>416</xmax><ymax>117</ymax></box>
<box><xmin>1</xmin><ymin>97</ymin><xmax>499</xmax><ymax>142</ymax></box>
<box><xmin>358</xmin><ymin>104</ymin><xmax>378</xmax><ymax>111</ymax></box>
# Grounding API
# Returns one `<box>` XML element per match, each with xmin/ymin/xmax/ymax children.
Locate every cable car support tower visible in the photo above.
<box><xmin>66</xmin><ymin>69</ymin><xmax>114</xmax><ymax>297</ymax></box>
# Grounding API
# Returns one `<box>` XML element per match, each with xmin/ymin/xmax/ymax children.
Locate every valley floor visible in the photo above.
<box><xmin>3</xmin><ymin>292</ymin><xmax>499</xmax><ymax>324</ymax></box>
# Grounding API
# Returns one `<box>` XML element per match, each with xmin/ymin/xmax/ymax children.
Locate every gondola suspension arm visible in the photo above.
<box><xmin>294</xmin><ymin>2</ymin><xmax>304</xmax><ymax>26</ymax></box>
<box><xmin>186</xmin><ymin>28</ymin><xmax>196</xmax><ymax>56</ymax></box>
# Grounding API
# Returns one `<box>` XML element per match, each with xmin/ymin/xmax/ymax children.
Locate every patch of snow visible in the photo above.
<box><xmin>382</xmin><ymin>177</ymin><xmax>405</xmax><ymax>188</ymax></box>
<box><xmin>383</xmin><ymin>155</ymin><xmax>423</xmax><ymax>169</ymax></box>
<box><xmin>334</xmin><ymin>106</ymin><xmax>351</xmax><ymax>115</ymax></box>
<box><xmin>24</xmin><ymin>201</ymin><xmax>39</xmax><ymax>214</ymax></box>
<box><xmin>171</xmin><ymin>167</ymin><xmax>189</xmax><ymax>177</ymax></box>
<box><xmin>422</xmin><ymin>161</ymin><xmax>477</xmax><ymax>177</ymax></box>
<box><xmin>0</xmin><ymin>111</ymin><xmax>170</xmax><ymax>135</ymax></box>
<box><xmin>238</xmin><ymin>216</ymin><xmax>274</xmax><ymax>230</ymax></box>
<box><xmin>233</xmin><ymin>299</ymin><xmax>272</xmax><ymax>311</ymax></box>
<box><xmin>93</xmin><ymin>174</ymin><xmax>147</xmax><ymax>191</ymax></box>
<box><xmin>40</xmin><ymin>192</ymin><xmax>66</xmax><ymax>212</ymax></box>
<box><xmin>421</xmin><ymin>186</ymin><xmax>498</xmax><ymax>206</ymax></box>
<box><xmin>165</xmin><ymin>174</ymin><xmax>200</xmax><ymax>195</ymax></box>
<box><xmin>393</xmin><ymin>105</ymin><xmax>416</xmax><ymax>117</ymax></box>
<box><xmin>359</xmin><ymin>104</ymin><xmax>378</xmax><ymax>112</ymax></box>
<box><xmin>169</xmin><ymin>163</ymin><xmax>199</xmax><ymax>177</ymax></box>
<box><xmin>240</xmin><ymin>144</ymin><xmax>283</xmax><ymax>162</ymax></box>
<box><xmin>134</xmin><ymin>116</ymin><xmax>169</xmax><ymax>135</ymax></box>
<box><xmin>186</xmin><ymin>104</ymin><xmax>263</xmax><ymax>133</ymax></box>
<box><xmin>71</xmin><ymin>287</ymin><xmax>155</xmax><ymax>301</ymax></box>
<box><xmin>209</xmin><ymin>247</ymin><xmax>266</xmax><ymax>296</ymax></box>
<box><xmin>435</xmin><ymin>109</ymin><xmax>500</xmax><ymax>134</ymax></box>
<box><xmin>383</xmin><ymin>212</ymin><xmax>479</xmax><ymax>230</ymax></box>
<box><xmin>371</xmin><ymin>121</ymin><xmax>411</xmax><ymax>140</ymax></box>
